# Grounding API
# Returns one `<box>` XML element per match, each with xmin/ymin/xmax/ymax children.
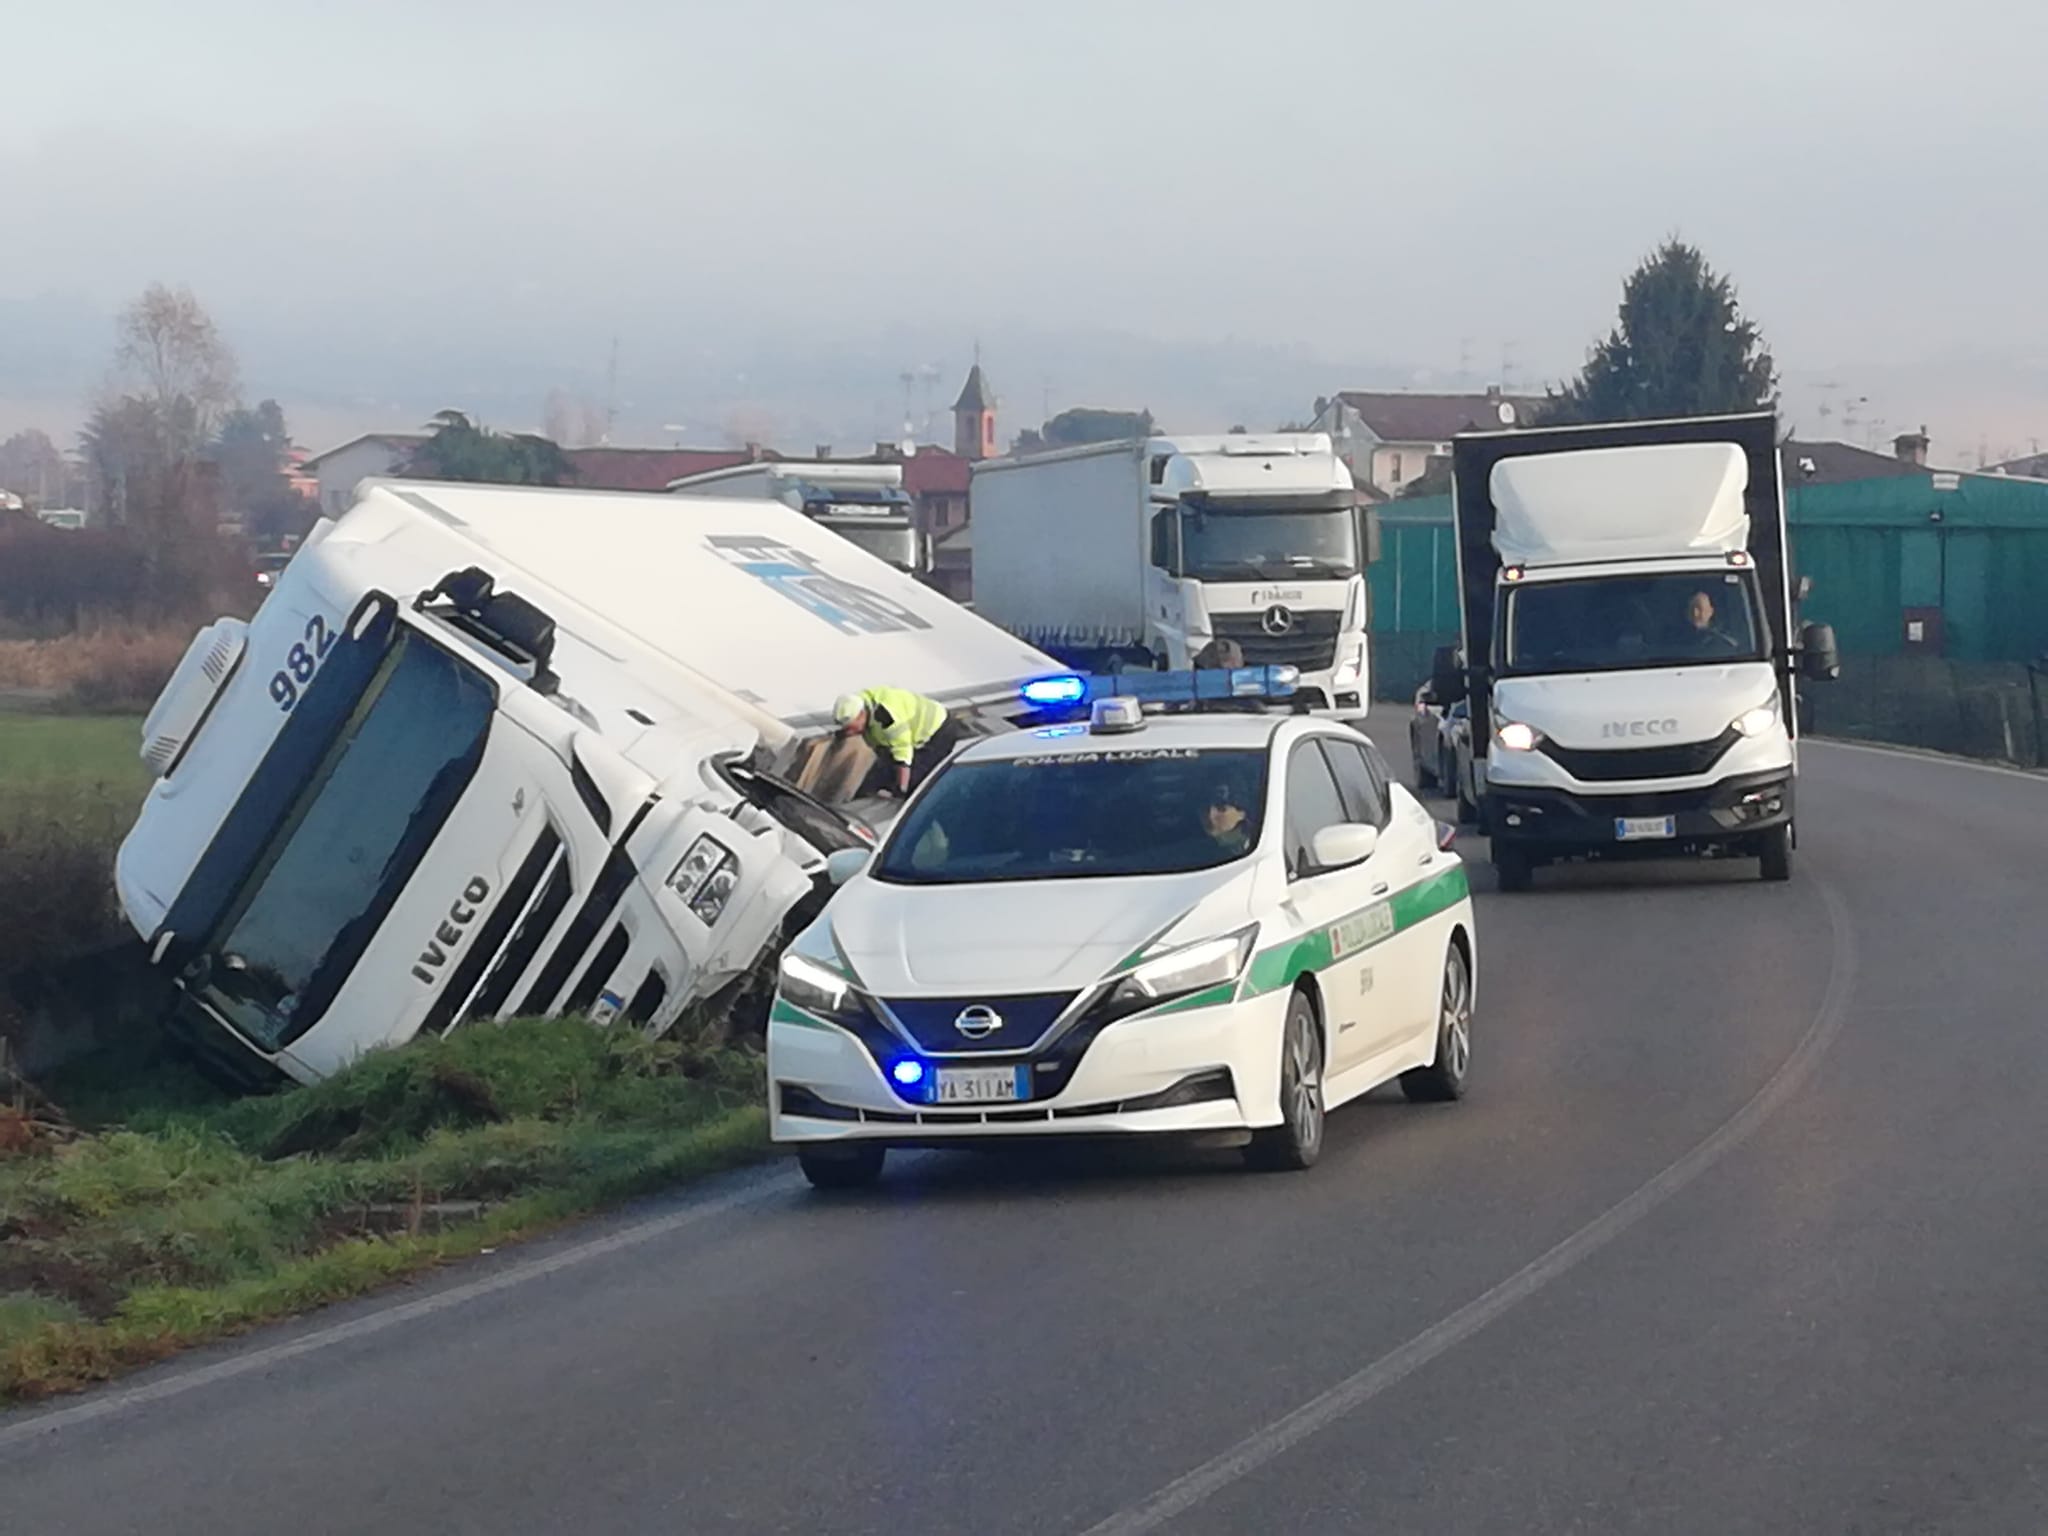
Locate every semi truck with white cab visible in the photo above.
<box><xmin>1436</xmin><ymin>412</ymin><xmax>1838</xmax><ymax>890</ymax></box>
<box><xmin>667</xmin><ymin>460</ymin><xmax>927</xmax><ymax>577</ymax></box>
<box><xmin>115</xmin><ymin>478</ymin><xmax>1058</xmax><ymax>1086</ymax></box>
<box><xmin>969</xmin><ymin>434</ymin><xmax>1376</xmax><ymax>710</ymax></box>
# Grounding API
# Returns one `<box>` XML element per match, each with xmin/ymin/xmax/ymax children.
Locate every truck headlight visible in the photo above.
<box><xmin>667</xmin><ymin>833</ymin><xmax>739</xmax><ymax>924</ymax></box>
<box><xmin>778</xmin><ymin>950</ymin><xmax>857</xmax><ymax>1018</ymax></box>
<box><xmin>1112</xmin><ymin>926</ymin><xmax>1256</xmax><ymax>1007</ymax></box>
<box><xmin>1731</xmin><ymin>698</ymin><xmax>1781</xmax><ymax>737</ymax></box>
<box><xmin>1495</xmin><ymin>720</ymin><xmax>1543</xmax><ymax>752</ymax></box>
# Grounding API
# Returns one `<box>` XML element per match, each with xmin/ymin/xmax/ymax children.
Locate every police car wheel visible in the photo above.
<box><xmin>1245</xmin><ymin>991</ymin><xmax>1325</xmax><ymax>1172</ymax></box>
<box><xmin>1402</xmin><ymin>943</ymin><xmax>1473</xmax><ymax>1103</ymax></box>
<box><xmin>798</xmin><ymin>1143</ymin><xmax>886</xmax><ymax>1191</ymax></box>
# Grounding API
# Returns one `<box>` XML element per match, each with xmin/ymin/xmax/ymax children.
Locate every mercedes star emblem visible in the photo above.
<box><xmin>1260</xmin><ymin>604</ymin><xmax>1296</xmax><ymax>637</ymax></box>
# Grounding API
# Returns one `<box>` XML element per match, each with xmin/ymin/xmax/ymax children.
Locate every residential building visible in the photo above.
<box><xmin>1987</xmin><ymin>450</ymin><xmax>2048</xmax><ymax>480</ymax></box>
<box><xmin>301</xmin><ymin>433</ymin><xmax>427</xmax><ymax>517</ymax></box>
<box><xmin>1781</xmin><ymin>432</ymin><xmax>1950</xmax><ymax>487</ymax></box>
<box><xmin>301</xmin><ymin>432</ymin><xmax>771</xmax><ymax>513</ymax></box>
<box><xmin>1310</xmin><ymin>387</ymin><xmax>1543</xmax><ymax>497</ymax></box>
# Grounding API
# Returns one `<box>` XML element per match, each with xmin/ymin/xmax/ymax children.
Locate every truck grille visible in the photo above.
<box><xmin>1537</xmin><ymin>727</ymin><xmax>1739</xmax><ymax>782</ymax></box>
<box><xmin>1210</xmin><ymin>610</ymin><xmax>1342</xmax><ymax>672</ymax></box>
<box><xmin>422</xmin><ymin>826</ymin><xmax>564</xmax><ymax>1037</ymax></box>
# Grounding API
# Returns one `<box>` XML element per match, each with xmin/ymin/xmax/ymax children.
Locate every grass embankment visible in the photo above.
<box><xmin>2</xmin><ymin>1021</ymin><xmax>768</xmax><ymax>1403</ymax></box>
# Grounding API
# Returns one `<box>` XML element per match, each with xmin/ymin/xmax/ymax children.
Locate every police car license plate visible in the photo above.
<box><xmin>932</xmin><ymin>1066</ymin><xmax>1027</xmax><ymax>1105</ymax></box>
<box><xmin>1615</xmin><ymin>816</ymin><xmax>1677</xmax><ymax>841</ymax></box>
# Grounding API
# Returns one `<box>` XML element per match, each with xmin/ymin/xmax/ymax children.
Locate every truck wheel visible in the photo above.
<box><xmin>1492</xmin><ymin>840</ymin><xmax>1533</xmax><ymax>892</ymax></box>
<box><xmin>798</xmin><ymin>1143</ymin><xmax>886</xmax><ymax>1191</ymax></box>
<box><xmin>1244</xmin><ymin>990</ymin><xmax>1324</xmax><ymax>1172</ymax></box>
<box><xmin>1759</xmin><ymin>824</ymin><xmax>1793</xmax><ymax>883</ymax></box>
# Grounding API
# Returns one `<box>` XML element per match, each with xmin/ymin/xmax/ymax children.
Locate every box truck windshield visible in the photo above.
<box><xmin>1502</xmin><ymin>569</ymin><xmax>1766</xmax><ymax>676</ymax></box>
<box><xmin>1177</xmin><ymin>502</ymin><xmax>1358</xmax><ymax>581</ymax></box>
<box><xmin>181</xmin><ymin>622</ymin><xmax>495</xmax><ymax>1053</ymax></box>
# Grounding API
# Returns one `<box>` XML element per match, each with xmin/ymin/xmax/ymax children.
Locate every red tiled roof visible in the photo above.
<box><xmin>1336</xmin><ymin>391</ymin><xmax>1544</xmax><ymax>443</ymax></box>
<box><xmin>897</xmin><ymin>447</ymin><xmax>970</xmax><ymax>497</ymax></box>
<box><xmin>565</xmin><ymin>447</ymin><xmax>765</xmax><ymax>492</ymax></box>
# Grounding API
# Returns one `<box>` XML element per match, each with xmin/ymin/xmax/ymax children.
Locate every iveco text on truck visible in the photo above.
<box><xmin>116</xmin><ymin>479</ymin><xmax>1057</xmax><ymax>1085</ymax></box>
<box><xmin>969</xmin><ymin>434</ymin><xmax>1376</xmax><ymax>709</ymax></box>
<box><xmin>668</xmin><ymin>460</ymin><xmax>927</xmax><ymax>577</ymax></box>
<box><xmin>1435</xmin><ymin>412</ymin><xmax>1838</xmax><ymax>890</ymax></box>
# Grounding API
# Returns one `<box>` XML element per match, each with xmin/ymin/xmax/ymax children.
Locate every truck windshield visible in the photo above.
<box><xmin>185</xmin><ymin>628</ymin><xmax>495</xmax><ymax>1053</ymax></box>
<box><xmin>818</xmin><ymin>520</ymin><xmax>919</xmax><ymax>570</ymax></box>
<box><xmin>1502</xmin><ymin>569</ymin><xmax>1767</xmax><ymax>676</ymax></box>
<box><xmin>1179</xmin><ymin>507</ymin><xmax>1358</xmax><ymax>581</ymax></box>
<box><xmin>873</xmin><ymin>747</ymin><xmax>1268</xmax><ymax>884</ymax></box>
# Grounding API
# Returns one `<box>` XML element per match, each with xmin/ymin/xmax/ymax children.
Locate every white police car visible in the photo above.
<box><xmin>766</xmin><ymin>672</ymin><xmax>1478</xmax><ymax>1188</ymax></box>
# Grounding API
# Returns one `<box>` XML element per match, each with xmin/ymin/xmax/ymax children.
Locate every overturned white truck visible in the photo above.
<box><xmin>115</xmin><ymin>479</ymin><xmax>1057</xmax><ymax>1085</ymax></box>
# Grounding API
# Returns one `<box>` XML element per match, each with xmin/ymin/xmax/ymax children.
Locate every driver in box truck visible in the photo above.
<box><xmin>1434</xmin><ymin>412</ymin><xmax>1839</xmax><ymax>891</ymax></box>
<box><xmin>116</xmin><ymin>478</ymin><xmax>1059</xmax><ymax>1087</ymax></box>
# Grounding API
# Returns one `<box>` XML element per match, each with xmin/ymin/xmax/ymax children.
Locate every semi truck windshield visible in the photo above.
<box><xmin>186</xmin><ymin>628</ymin><xmax>495</xmax><ymax>1052</ymax></box>
<box><xmin>1503</xmin><ymin>569</ymin><xmax>1766</xmax><ymax>676</ymax></box>
<box><xmin>1177</xmin><ymin>507</ymin><xmax>1358</xmax><ymax>581</ymax></box>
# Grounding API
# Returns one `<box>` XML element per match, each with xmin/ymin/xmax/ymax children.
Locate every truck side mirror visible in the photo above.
<box><xmin>1430</xmin><ymin>644</ymin><xmax>1466</xmax><ymax>704</ymax></box>
<box><xmin>1359</xmin><ymin>506</ymin><xmax>1383</xmax><ymax>566</ymax></box>
<box><xmin>1799</xmin><ymin>622</ymin><xmax>1840</xmax><ymax>681</ymax></box>
<box><xmin>1795</xmin><ymin>574</ymin><xmax>1814</xmax><ymax>606</ymax></box>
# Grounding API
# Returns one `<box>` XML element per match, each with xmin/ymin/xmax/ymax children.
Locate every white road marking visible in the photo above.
<box><xmin>0</xmin><ymin>1168</ymin><xmax>797</xmax><ymax>1450</ymax></box>
<box><xmin>1803</xmin><ymin>736</ymin><xmax>2048</xmax><ymax>785</ymax></box>
<box><xmin>1078</xmin><ymin>877</ymin><xmax>1859</xmax><ymax>1536</ymax></box>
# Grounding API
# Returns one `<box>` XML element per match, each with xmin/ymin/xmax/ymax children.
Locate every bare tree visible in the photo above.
<box><xmin>113</xmin><ymin>283</ymin><xmax>241</xmax><ymax>453</ymax></box>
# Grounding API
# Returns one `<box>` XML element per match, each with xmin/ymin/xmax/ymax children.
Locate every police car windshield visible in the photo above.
<box><xmin>1503</xmin><ymin>569</ymin><xmax>1767</xmax><ymax>676</ymax></box>
<box><xmin>873</xmin><ymin>746</ymin><xmax>1269</xmax><ymax>884</ymax></box>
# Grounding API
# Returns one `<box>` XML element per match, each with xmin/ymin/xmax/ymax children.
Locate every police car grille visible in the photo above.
<box><xmin>1210</xmin><ymin>612</ymin><xmax>1341</xmax><ymax>671</ymax></box>
<box><xmin>1537</xmin><ymin>727</ymin><xmax>1739</xmax><ymax>782</ymax></box>
<box><xmin>880</xmin><ymin>993</ymin><xmax>1078</xmax><ymax>1054</ymax></box>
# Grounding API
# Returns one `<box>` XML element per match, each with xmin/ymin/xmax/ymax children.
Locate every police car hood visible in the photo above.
<box><xmin>1494</xmin><ymin>662</ymin><xmax>1777</xmax><ymax>750</ymax></box>
<box><xmin>825</xmin><ymin>865</ymin><xmax>1257</xmax><ymax>996</ymax></box>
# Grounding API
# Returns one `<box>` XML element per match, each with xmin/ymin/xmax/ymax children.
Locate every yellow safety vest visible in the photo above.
<box><xmin>860</xmin><ymin>687</ymin><xmax>948</xmax><ymax>765</ymax></box>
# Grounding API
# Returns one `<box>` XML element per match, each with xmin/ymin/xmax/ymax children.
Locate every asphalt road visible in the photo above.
<box><xmin>6</xmin><ymin>713</ymin><xmax>2046</xmax><ymax>1534</ymax></box>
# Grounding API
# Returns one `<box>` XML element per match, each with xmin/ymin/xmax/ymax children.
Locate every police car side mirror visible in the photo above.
<box><xmin>1310</xmin><ymin>823</ymin><xmax>1379</xmax><ymax>873</ymax></box>
<box><xmin>825</xmin><ymin>848</ymin><xmax>870</xmax><ymax>886</ymax></box>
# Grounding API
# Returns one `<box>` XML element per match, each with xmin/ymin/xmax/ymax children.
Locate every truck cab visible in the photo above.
<box><xmin>1440</xmin><ymin>416</ymin><xmax>1838</xmax><ymax>889</ymax></box>
<box><xmin>669</xmin><ymin>461</ymin><xmax>927</xmax><ymax>577</ymax></box>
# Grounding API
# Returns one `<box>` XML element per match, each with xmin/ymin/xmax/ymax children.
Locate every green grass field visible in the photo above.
<box><xmin>0</xmin><ymin>712</ymin><xmax>150</xmax><ymax>824</ymax></box>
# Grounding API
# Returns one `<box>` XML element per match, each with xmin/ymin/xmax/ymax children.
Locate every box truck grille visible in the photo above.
<box><xmin>1210</xmin><ymin>611</ymin><xmax>1341</xmax><ymax>671</ymax></box>
<box><xmin>468</xmin><ymin>848</ymin><xmax>574</xmax><ymax>1022</ymax></box>
<box><xmin>422</xmin><ymin>826</ymin><xmax>563</xmax><ymax>1037</ymax></box>
<box><xmin>1537</xmin><ymin>727</ymin><xmax>1739</xmax><ymax>782</ymax></box>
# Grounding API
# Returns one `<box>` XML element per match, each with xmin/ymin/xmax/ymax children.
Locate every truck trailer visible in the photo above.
<box><xmin>668</xmin><ymin>460</ymin><xmax>926</xmax><ymax>577</ymax></box>
<box><xmin>116</xmin><ymin>478</ymin><xmax>1057</xmax><ymax>1085</ymax></box>
<box><xmin>1437</xmin><ymin>412</ymin><xmax>1839</xmax><ymax>890</ymax></box>
<box><xmin>968</xmin><ymin>434</ymin><xmax>1375</xmax><ymax>709</ymax></box>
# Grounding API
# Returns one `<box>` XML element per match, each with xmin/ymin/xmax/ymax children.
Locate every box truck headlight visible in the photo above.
<box><xmin>668</xmin><ymin>833</ymin><xmax>739</xmax><ymax>924</ymax></box>
<box><xmin>1731</xmin><ymin>699</ymin><xmax>1781</xmax><ymax>738</ymax></box>
<box><xmin>1495</xmin><ymin>720</ymin><xmax>1543</xmax><ymax>752</ymax></box>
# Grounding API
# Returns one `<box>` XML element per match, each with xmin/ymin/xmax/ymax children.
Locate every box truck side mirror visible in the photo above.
<box><xmin>1359</xmin><ymin>506</ymin><xmax>1383</xmax><ymax>566</ymax></box>
<box><xmin>1799</xmin><ymin>622</ymin><xmax>1841</xmax><ymax>681</ymax></box>
<box><xmin>1430</xmin><ymin>644</ymin><xmax>1467</xmax><ymax>704</ymax></box>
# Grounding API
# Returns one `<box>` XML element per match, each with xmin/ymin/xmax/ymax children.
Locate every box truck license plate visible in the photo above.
<box><xmin>1615</xmin><ymin>816</ymin><xmax>1677</xmax><ymax>841</ymax></box>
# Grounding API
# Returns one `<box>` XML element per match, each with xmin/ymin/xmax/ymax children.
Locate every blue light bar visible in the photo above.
<box><xmin>1020</xmin><ymin>674</ymin><xmax>1089</xmax><ymax>706</ymax></box>
<box><xmin>1020</xmin><ymin>666</ymin><xmax>1300</xmax><ymax>712</ymax></box>
<box><xmin>891</xmin><ymin>1059</ymin><xmax>926</xmax><ymax>1087</ymax></box>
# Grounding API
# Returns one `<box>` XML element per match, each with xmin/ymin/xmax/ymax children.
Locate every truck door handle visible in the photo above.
<box><xmin>1370</xmin><ymin>882</ymin><xmax>1389</xmax><ymax>897</ymax></box>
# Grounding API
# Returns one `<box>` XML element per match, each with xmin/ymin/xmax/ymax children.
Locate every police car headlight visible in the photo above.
<box><xmin>1113</xmin><ymin>926</ymin><xmax>1256</xmax><ymax>1006</ymax></box>
<box><xmin>1494</xmin><ymin>720</ymin><xmax>1543</xmax><ymax>752</ymax></box>
<box><xmin>1731</xmin><ymin>698</ymin><xmax>1781</xmax><ymax>738</ymax></box>
<box><xmin>778</xmin><ymin>951</ymin><xmax>856</xmax><ymax>1017</ymax></box>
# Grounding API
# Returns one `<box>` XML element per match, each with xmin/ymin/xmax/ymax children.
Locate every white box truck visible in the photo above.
<box><xmin>1436</xmin><ymin>412</ymin><xmax>1839</xmax><ymax>891</ymax></box>
<box><xmin>115</xmin><ymin>478</ymin><xmax>1058</xmax><ymax>1085</ymax></box>
<box><xmin>667</xmin><ymin>460</ymin><xmax>926</xmax><ymax>577</ymax></box>
<box><xmin>969</xmin><ymin>434</ymin><xmax>1375</xmax><ymax>710</ymax></box>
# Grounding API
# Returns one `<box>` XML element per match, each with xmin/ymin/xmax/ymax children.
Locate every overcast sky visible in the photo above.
<box><xmin>5</xmin><ymin>0</ymin><xmax>2046</xmax><ymax>458</ymax></box>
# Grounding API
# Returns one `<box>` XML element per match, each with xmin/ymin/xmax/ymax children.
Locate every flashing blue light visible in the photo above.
<box><xmin>891</xmin><ymin>1059</ymin><xmax>927</xmax><ymax>1087</ymax></box>
<box><xmin>1020</xmin><ymin>674</ymin><xmax>1088</xmax><ymax>706</ymax></box>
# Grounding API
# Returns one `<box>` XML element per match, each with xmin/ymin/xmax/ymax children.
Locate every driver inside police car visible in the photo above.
<box><xmin>1202</xmin><ymin>782</ymin><xmax>1253</xmax><ymax>855</ymax></box>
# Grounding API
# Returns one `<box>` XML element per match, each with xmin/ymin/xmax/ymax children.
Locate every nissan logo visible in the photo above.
<box><xmin>1260</xmin><ymin>604</ymin><xmax>1295</xmax><ymax>637</ymax></box>
<box><xmin>954</xmin><ymin>1005</ymin><xmax>1004</xmax><ymax>1039</ymax></box>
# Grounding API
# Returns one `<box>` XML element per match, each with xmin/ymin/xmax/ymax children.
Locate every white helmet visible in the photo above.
<box><xmin>833</xmin><ymin>692</ymin><xmax>867</xmax><ymax>725</ymax></box>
